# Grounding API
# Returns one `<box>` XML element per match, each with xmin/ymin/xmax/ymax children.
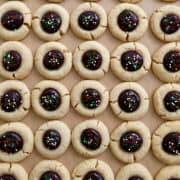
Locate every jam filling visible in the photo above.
<box><xmin>0</xmin><ymin>175</ymin><xmax>16</xmax><ymax>180</ymax></box>
<box><xmin>128</xmin><ymin>176</ymin><xmax>143</xmax><ymax>180</ymax></box>
<box><xmin>83</xmin><ymin>171</ymin><xmax>104</xmax><ymax>180</ymax></box>
<box><xmin>40</xmin><ymin>171</ymin><xmax>61</xmax><ymax>180</ymax></box>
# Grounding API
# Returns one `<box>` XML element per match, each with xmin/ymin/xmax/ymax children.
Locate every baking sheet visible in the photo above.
<box><xmin>0</xmin><ymin>0</ymin><xmax>180</xmax><ymax>177</ymax></box>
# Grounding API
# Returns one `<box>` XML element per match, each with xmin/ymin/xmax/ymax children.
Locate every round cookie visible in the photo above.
<box><xmin>155</xmin><ymin>166</ymin><xmax>180</xmax><ymax>180</ymax></box>
<box><xmin>153</xmin><ymin>83</ymin><xmax>180</xmax><ymax>121</ymax></box>
<box><xmin>0</xmin><ymin>80</ymin><xmax>30</xmax><ymax>122</ymax></box>
<box><xmin>71</xmin><ymin>80</ymin><xmax>109</xmax><ymax>117</ymax></box>
<box><xmin>119</xmin><ymin>0</ymin><xmax>141</xmax><ymax>3</ymax></box>
<box><xmin>72</xmin><ymin>119</ymin><xmax>110</xmax><ymax>157</ymax></box>
<box><xmin>35</xmin><ymin>120</ymin><xmax>71</xmax><ymax>159</ymax></box>
<box><xmin>73</xmin><ymin>41</ymin><xmax>110</xmax><ymax>80</ymax></box>
<box><xmin>47</xmin><ymin>0</ymin><xmax>63</xmax><ymax>2</ymax></box>
<box><xmin>111</xmin><ymin>42</ymin><xmax>151</xmax><ymax>81</ymax></box>
<box><xmin>0</xmin><ymin>122</ymin><xmax>34</xmax><ymax>162</ymax></box>
<box><xmin>0</xmin><ymin>1</ymin><xmax>31</xmax><ymax>40</ymax></box>
<box><xmin>110</xmin><ymin>121</ymin><xmax>151</xmax><ymax>163</ymax></box>
<box><xmin>32</xmin><ymin>80</ymin><xmax>70</xmax><ymax>120</ymax></box>
<box><xmin>0</xmin><ymin>163</ymin><xmax>28</xmax><ymax>180</ymax></box>
<box><xmin>110</xmin><ymin>82</ymin><xmax>149</xmax><ymax>121</ymax></box>
<box><xmin>29</xmin><ymin>160</ymin><xmax>70</xmax><ymax>180</ymax></box>
<box><xmin>152</xmin><ymin>121</ymin><xmax>180</xmax><ymax>165</ymax></box>
<box><xmin>72</xmin><ymin>159</ymin><xmax>114</xmax><ymax>180</ymax></box>
<box><xmin>0</xmin><ymin>41</ymin><xmax>33</xmax><ymax>80</ymax></box>
<box><xmin>150</xmin><ymin>5</ymin><xmax>180</xmax><ymax>42</ymax></box>
<box><xmin>116</xmin><ymin>163</ymin><xmax>153</xmax><ymax>180</ymax></box>
<box><xmin>152</xmin><ymin>42</ymin><xmax>180</xmax><ymax>83</ymax></box>
<box><xmin>32</xmin><ymin>4</ymin><xmax>69</xmax><ymax>41</ymax></box>
<box><xmin>70</xmin><ymin>3</ymin><xmax>107</xmax><ymax>40</ymax></box>
<box><xmin>35</xmin><ymin>42</ymin><xmax>72</xmax><ymax>80</ymax></box>
<box><xmin>108</xmin><ymin>3</ymin><xmax>148</xmax><ymax>41</ymax></box>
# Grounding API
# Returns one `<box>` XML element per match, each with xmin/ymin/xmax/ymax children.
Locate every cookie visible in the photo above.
<box><xmin>32</xmin><ymin>4</ymin><xmax>69</xmax><ymax>41</ymax></box>
<box><xmin>155</xmin><ymin>166</ymin><xmax>180</xmax><ymax>180</ymax></box>
<box><xmin>116</xmin><ymin>163</ymin><xmax>153</xmax><ymax>180</ymax></box>
<box><xmin>119</xmin><ymin>0</ymin><xmax>141</xmax><ymax>3</ymax></box>
<box><xmin>108</xmin><ymin>3</ymin><xmax>148</xmax><ymax>41</ymax></box>
<box><xmin>110</xmin><ymin>82</ymin><xmax>149</xmax><ymax>121</ymax></box>
<box><xmin>0</xmin><ymin>41</ymin><xmax>33</xmax><ymax>80</ymax></box>
<box><xmin>152</xmin><ymin>121</ymin><xmax>180</xmax><ymax>165</ymax></box>
<box><xmin>150</xmin><ymin>5</ymin><xmax>180</xmax><ymax>42</ymax></box>
<box><xmin>0</xmin><ymin>163</ymin><xmax>28</xmax><ymax>180</ymax></box>
<box><xmin>32</xmin><ymin>80</ymin><xmax>70</xmax><ymax>120</ymax></box>
<box><xmin>35</xmin><ymin>120</ymin><xmax>71</xmax><ymax>159</ymax></box>
<box><xmin>35</xmin><ymin>42</ymin><xmax>72</xmax><ymax>80</ymax></box>
<box><xmin>152</xmin><ymin>42</ymin><xmax>180</xmax><ymax>83</ymax></box>
<box><xmin>73</xmin><ymin>41</ymin><xmax>110</xmax><ymax>80</ymax></box>
<box><xmin>0</xmin><ymin>1</ymin><xmax>31</xmax><ymax>40</ymax></box>
<box><xmin>110</xmin><ymin>121</ymin><xmax>151</xmax><ymax>163</ymax></box>
<box><xmin>71</xmin><ymin>80</ymin><xmax>109</xmax><ymax>117</ymax></box>
<box><xmin>153</xmin><ymin>83</ymin><xmax>180</xmax><ymax>121</ymax></box>
<box><xmin>47</xmin><ymin>0</ymin><xmax>63</xmax><ymax>2</ymax></box>
<box><xmin>161</xmin><ymin>0</ymin><xmax>177</xmax><ymax>1</ymax></box>
<box><xmin>111</xmin><ymin>42</ymin><xmax>151</xmax><ymax>81</ymax></box>
<box><xmin>70</xmin><ymin>3</ymin><xmax>107</xmax><ymax>40</ymax></box>
<box><xmin>0</xmin><ymin>122</ymin><xmax>34</xmax><ymax>162</ymax></box>
<box><xmin>72</xmin><ymin>159</ymin><xmax>114</xmax><ymax>180</ymax></box>
<box><xmin>29</xmin><ymin>160</ymin><xmax>70</xmax><ymax>180</ymax></box>
<box><xmin>72</xmin><ymin>119</ymin><xmax>109</xmax><ymax>157</ymax></box>
<box><xmin>0</xmin><ymin>80</ymin><xmax>30</xmax><ymax>122</ymax></box>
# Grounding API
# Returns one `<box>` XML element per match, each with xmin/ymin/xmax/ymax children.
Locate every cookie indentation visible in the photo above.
<box><xmin>128</xmin><ymin>176</ymin><xmax>143</xmax><ymax>180</ymax></box>
<box><xmin>40</xmin><ymin>171</ymin><xmax>61</xmax><ymax>180</ymax></box>
<box><xmin>83</xmin><ymin>171</ymin><xmax>104</xmax><ymax>180</ymax></box>
<box><xmin>0</xmin><ymin>175</ymin><xmax>16</xmax><ymax>180</ymax></box>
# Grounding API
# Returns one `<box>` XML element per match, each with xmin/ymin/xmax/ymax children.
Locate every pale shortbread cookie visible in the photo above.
<box><xmin>32</xmin><ymin>80</ymin><xmax>70</xmax><ymax>120</ymax></box>
<box><xmin>72</xmin><ymin>159</ymin><xmax>114</xmax><ymax>180</ymax></box>
<box><xmin>111</xmin><ymin>42</ymin><xmax>151</xmax><ymax>81</ymax></box>
<box><xmin>150</xmin><ymin>5</ymin><xmax>180</xmax><ymax>42</ymax></box>
<box><xmin>73</xmin><ymin>41</ymin><xmax>110</xmax><ymax>80</ymax></box>
<box><xmin>48</xmin><ymin>0</ymin><xmax>63</xmax><ymax>2</ymax></box>
<box><xmin>152</xmin><ymin>42</ymin><xmax>180</xmax><ymax>83</ymax></box>
<box><xmin>153</xmin><ymin>83</ymin><xmax>180</xmax><ymax>121</ymax></box>
<box><xmin>29</xmin><ymin>160</ymin><xmax>70</xmax><ymax>180</ymax></box>
<box><xmin>35</xmin><ymin>120</ymin><xmax>71</xmax><ymax>159</ymax></box>
<box><xmin>152</xmin><ymin>121</ymin><xmax>180</xmax><ymax>165</ymax></box>
<box><xmin>108</xmin><ymin>3</ymin><xmax>148</xmax><ymax>41</ymax></box>
<box><xmin>155</xmin><ymin>165</ymin><xmax>180</xmax><ymax>180</ymax></box>
<box><xmin>0</xmin><ymin>122</ymin><xmax>34</xmax><ymax>162</ymax></box>
<box><xmin>110</xmin><ymin>82</ymin><xmax>149</xmax><ymax>121</ymax></box>
<box><xmin>70</xmin><ymin>3</ymin><xmax>107</xmax><ymax>40</ymax></box>
<box><xmin>0</xmin><ymin>41</ymin><xmax>33</xmax><ymax>80</ymax></box>
<box><xmin>32</xmin><ymin>4</ymin><xmax>69</xmax><ymax>41</ymax></box>
<box><xmin>35</xmin><ymin>42</ymin><xmax>72</xmax><ymax>80</ymax></box>
<box><xmin>72</xmin><ymin>119</ymin><xmax>110</xmax><ymax>157</ymax></box>
<box><xmin>0</xmin><ymin>163</ymin><xmax>28</xmax><ymax>180</ymax></box>
<box><xmin>110</xmin><ymin>121</ymin><xmax>151</xmax><ymax>163</ymax></box>
<box><xmin>71</xmin><ymin>80</ymin><xmax>109</xmax><ymax>117</ymax></box>
<box><xmin>0</xmin><ymin>1</ymin><xmax>31</xmax><ymax>40</ymax></box>
<box><xmin>116</xmin><ymin>163</ymin><xmax>153</xmax><ymax>180</ymax></box>
<box><xmin>0</xmin><ymin>80</ymin><xmax>30</xmax><ymax>122</ymax></box>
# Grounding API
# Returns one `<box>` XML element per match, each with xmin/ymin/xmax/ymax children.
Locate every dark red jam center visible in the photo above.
<box><xmin>43</xmin><ymin>129</ymin><xmax>61</xmax><ymax>150</ymax></box>
<box><xmin>118</xmin><ymin>89</ymin><xmax>140</xmax><ymax>113</ymax></box>
<box><xmin>163</xmin><ymin>51</ymin><xmax>180</xmax><ymax>72</ymax></box>
<box><xmin>162</xmin><ymin>132</ymin><xmax>180</xmax><ymax>155</ymax></box>
<box><xmin>3</xmin><ymin>50</ymin><xmax>21</xmax><ymax>72</ymax></box>
<box><xmin>83</xmin><ymin>171</ymin><xmax>104</xmax><ymax>180</ymax></box>
<box><xmin>0</xmin><ymin>175</ymin><xmax>16</xmax><ymax>180</ymax></box>
<box><xmin>41</xmin><ymin>11</ymin><xmax>61</xmax><ymax>33</ymax></box>
<box><xmin>40</xmin><ymin>88</ymin><xmax>61</xmax><ymax>111</ymax></box>
<box><xmin>78</xmin><ymin>11</ymin><xmax>100</xmax><ymax>31</ymax></box>
<box><xmin>40</xmin><ymin>171</ymin><xmax>61</xmax><ymax>180</ymax></box>
<box><xmin>82</xmin><ymin>50</ymin><xmax>102</xmax><ymax>70</ymax></box>
<box><xmin>81</xmin><ymin>88</ymin><xmax>101</xmax><ymax>109</ymax></box>
<box><xmin>81</xmin><ymin>128</ymin><xmax>101</xmax><ymax>150</ymax></box>
<box><xmin>1</xmin><ymin>10</ymin><xmax>24</xmax><ymax>30</ymax></box>
<box><xmin>160</xmin><ymin>14</ymin><xmax>180</xmax><ymax>34</ymax></box>
<box><xmin>43</xmin><ymin>50</ymin><xmax>64</xmax><ymax>70</ymax></box>
<box><xmin>128</xmin><ymin>176</ymin><xmax>143</xmax><ymax>180</ymax></box>
<box><xmin>121</xmin><ymin>50</ymin><xmax>143</xmax><ymax>71</ymax></box>
<box><xmin>0</xmin><ymin>131</ymin><xmax>23</xmax><ymax>154</ymax></box>
<box><xmin>118</xmin><ymin>10</ymin><xmax>139</xmax><ymax>32</ymax></box>
<box><xmin>0</xmin><ymin>90</ymin><xmax>22</xmax><ymax>112</ymax></box>
<box><xmin>169</xmin><ymin>178</ymin><xmax>180</xmax><ymax>180</ymax></box>
<box><xmin>164</xmin><ymin>91</ymin><xmax>180</xmax><ymax>112</ymax></box>
<box><xmin>120</xmin><ymin>131</ymin><xmax>143</xmax><ymax>152</ymax></box>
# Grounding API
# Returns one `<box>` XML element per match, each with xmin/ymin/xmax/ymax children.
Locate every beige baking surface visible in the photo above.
<box><xmin>0</xmin><ymin>0</ymin><xmax>180</xmax><ymax>178</ymax></box>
